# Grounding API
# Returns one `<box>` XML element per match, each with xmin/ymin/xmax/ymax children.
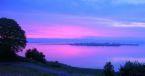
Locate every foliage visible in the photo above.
<box><xmin>104</xmin><ymin>62</ymin><xmax>115</xmax><ymax>76</ymax></box>
<box><xmin>0</xmin><ymin>18</ymin><xmax>26</xmax><ymax>60</ymax></box>
<box><xmin>25</xmin><ymin>48</ymin><xmax>46</xmax><ymax>63</ymax></box>
<box><xmin>119</xmin><ymin>61</ymin><xmax>145</xmax><ymax>76</ymax></box>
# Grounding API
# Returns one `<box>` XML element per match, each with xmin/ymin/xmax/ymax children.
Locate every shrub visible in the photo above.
<box><xmin>25</xmin><ymin>48</ymin><xmax>46</xmax><ymax>63</ymax></box>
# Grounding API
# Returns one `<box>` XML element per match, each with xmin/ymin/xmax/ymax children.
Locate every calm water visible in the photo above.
<box><xmin>19</xmin><ymin>43</ymin><xmax>145</xmax><ymax>70</ymax></box>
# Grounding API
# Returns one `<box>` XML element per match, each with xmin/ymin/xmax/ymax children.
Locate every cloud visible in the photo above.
<box><xmin>81</xmin><ymin>0</ymin><xmax>100</xmax><ymax>3</ymax></box>
<box><xmin>79</xmin><ymin>0</ymin><xmax>145</xmax><ymax>5</ymax></box>
<box><xmin>1</xmin><ymin>10</ymin><xmax>145</xmax><ymax>28</ymax></box>
<box><xmin>113</xmin><ymin>22</ymin><xmax>145</xmax><ymax>28</ymax></box>
<box><xmin>3</xmin><ymin>11</ymin><xmax>145</xmax><ymax>25</ymax></box>
<box><xmin>112</xmin><ymin>0</ymin><xmax>145</xmax><ymax>5</ymax></box>
<box><xmin>1</xmin><ymin>11</ymin><xmax>145</xmax><ymax>38</ymax></box>
<box><xmin>81</xmin><ymin>0</ymin><xmax>145</xmax><ymax>5</ymax></box>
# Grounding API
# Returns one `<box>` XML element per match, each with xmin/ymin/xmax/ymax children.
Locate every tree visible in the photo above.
<box><xmin>119</xmin><ymin>61</ymin><xmax>145</xmax><ymax>76</ymax></box>
<box><xmin>104</xmin><ymin>62</ymin><xmax>115</xmax><ymax>76</ymax></box>
<box><xmin>25</xmin><ymin>48</ymin><xmax>46</xmax><ymax>63</ymax></box>
<box><xmin>0</xmin><ymin>18</ymin><xmax>26</xmax><ymax>60</ymax></box>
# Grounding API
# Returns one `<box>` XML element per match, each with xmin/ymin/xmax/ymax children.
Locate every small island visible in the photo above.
<box><xmin>68</xmin><ymin>43</ymin><xmax>139</xmax><ymax>47</ymax></box>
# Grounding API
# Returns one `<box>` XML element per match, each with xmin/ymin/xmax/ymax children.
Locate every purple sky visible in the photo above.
<box><xmin>0</xmin><ymin>0</ymin><xmax>145</xmax><ymax>38</ymax></box>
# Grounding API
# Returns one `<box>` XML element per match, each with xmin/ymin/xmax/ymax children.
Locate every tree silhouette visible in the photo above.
<box><xmin>25</xmin><ymin>48</ymin><xmax>46</xmax><ymax>63</ymax></box>
<box><xmin>0</xmin><ymin>18</ymin><xmax>26</xmax><ymax>60</ymax></box>
<box><xmin>119</xmin><ymin>61</ymin><xmax>145</xmax><ymax>76</ymax></box>
<box><xmin>104</xmin><ymin>62</ymin><xmax>115</xmax><ymax>76</ymax></box>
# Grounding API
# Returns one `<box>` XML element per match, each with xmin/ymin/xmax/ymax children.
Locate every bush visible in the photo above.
<box><xmin>25</xmin><ymin>48</ymin><xmax>46</xmax><ymax>63</ymax></box>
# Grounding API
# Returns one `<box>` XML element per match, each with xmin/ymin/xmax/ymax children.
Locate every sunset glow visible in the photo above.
<box><xmin>0</xmin><ymin>0</ymin><xmax>145</xmax><ymax>39</ymax></box>
<box><xmin>1</xmin><ymin>0</ymin><xmax>145</xmax><ymax>71</ymax></box>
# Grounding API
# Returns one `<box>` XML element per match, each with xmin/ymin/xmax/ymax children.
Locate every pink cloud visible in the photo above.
<box><xmin>24</xmin><ymin>24</ymin><xmax>145</xmax><ymax>38</ymax></box>
<box><xmin>18</xmin><ymin>13</ymin><xmax>145</xmax><ymax>38</ymax></box>
<box><xmin>26</xmin><ymin>25</ymin><xmax>101</xmax><ymax>38</ymax></box>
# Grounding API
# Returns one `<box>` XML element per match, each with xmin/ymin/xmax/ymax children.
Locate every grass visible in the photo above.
<box><xmin>0</xmin><ymin>56</ymin><xmax>105</xmax><ymax>76</ymax></box>
<box><xmin>0</xmin><ymin>61</ymin><xmax>105</xmax><ymax>76</ymax></box>
<box><xmin>0</xmin><ymin>65</ymin><xmax>56</xmax><ymax>76</ymax></box>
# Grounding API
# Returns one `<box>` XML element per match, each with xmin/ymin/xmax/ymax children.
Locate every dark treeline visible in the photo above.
<box><xmin>120</xmin><ymin>61</ymin><xmax>145</xmax><ymax>76</ymax></box>
<box><xmin>104</xmin><ymin>61</ymin><xmax>145</xmax><ymax>76</ymax></box>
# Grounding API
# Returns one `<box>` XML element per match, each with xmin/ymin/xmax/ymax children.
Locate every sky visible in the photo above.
<box><xmin>0</xmin><ymin>0</ymin><xmax>145</xmax><ymax>38</ymax></box>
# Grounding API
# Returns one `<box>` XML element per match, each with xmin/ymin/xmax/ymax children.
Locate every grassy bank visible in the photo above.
<box><xmin>0</xmin><ymin>64</ymin><xmax>56</xmax><ymax>76</ymax></box>
<box><xmin>0</xmin><ymin>61</ymin><xmax>104</xmax><ymax>76</ymax></box>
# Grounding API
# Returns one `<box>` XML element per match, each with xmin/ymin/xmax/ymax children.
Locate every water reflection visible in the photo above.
<box><xmin>18</xmin><ymin>43</ymin><xmax>145</xmax><ymax>70</ymax></box>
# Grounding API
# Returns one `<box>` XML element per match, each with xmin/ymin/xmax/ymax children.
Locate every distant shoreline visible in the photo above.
<box><xmin>28</xmin><ymin>42</ymin><xmax>139</xmax><ymax>47</ymax></box>
<box><xmin>68</xmin><ymin>43</ymin><xmax>139</xmax><ymax>47</ymax></box>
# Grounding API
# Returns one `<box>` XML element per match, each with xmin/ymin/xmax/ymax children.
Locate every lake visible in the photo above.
<box><xmin>19</xmin><ymin>43</ymin><xmax>145</xmax><ymax>70</ymax></box>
